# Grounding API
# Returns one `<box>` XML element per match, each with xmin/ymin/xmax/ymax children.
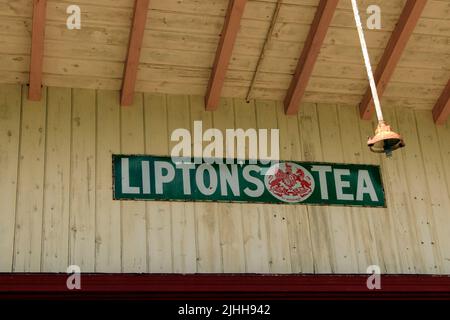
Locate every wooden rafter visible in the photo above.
<box><xmin>205</xmin><ymin>0</ymin><xmax>247</xmax><ymax>111</ymax></box>
<box><xmin>432</xmin><ymin>79</ymin><xmax>450</xmax><ymax>125</ymax></box>
<box><xmin>121</xmin><ymin>0</ymin><xmax>150</xmax><ymax>106</ymax></box>
<box><xmin>28</xmin><ymin>0</ymin><xmax>47</xmax><ymax>101</ymax></box>
<box><xmin>359</xmin><ymin>0</ymin><xmax>427</xmax><ymax>120</ymax></box>
<box><xmin>284</xmin><ymin>0</ymin><xmax>339</xmax><ymax>115</ymax></box>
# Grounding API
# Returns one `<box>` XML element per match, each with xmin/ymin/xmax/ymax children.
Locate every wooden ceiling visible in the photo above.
<box><xmin>0</xmin><ymin>0</ymin><xmax>449</xmax><ymax>121</ymax></box>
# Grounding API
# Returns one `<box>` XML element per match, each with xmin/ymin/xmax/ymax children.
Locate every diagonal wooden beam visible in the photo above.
<box><xmin>121</xmin><ymin>0</ymin><xmax>150</xmax><ymax>106</ymax></box>
<box><xmin>205</xmin><ymin>0</ymin><xmax>247</xmax><ymax>111</ymax></box>
<box><xmin>28</xmin><ymin>0</ymin><xmax>47</xmax><ymax>101</ymax></box>
<box><xmin>359</xmin><ymin>0</ymin><xmax>427</xmax><ymax>120</ymax></box>
<box><xmin>284</xmin><ymin>0</ymin><xmax>339</xmax><ymax>115</ymax></box>
<box><xmin>432</xmin><ymin>79</ymin><xmax>450</xmax><ymax>125</ymax></box>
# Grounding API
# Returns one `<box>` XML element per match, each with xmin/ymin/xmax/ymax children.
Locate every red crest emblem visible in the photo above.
<box><xmin>265</xmin><ymin>162</ymin><xmax>315</xmax><ymax>203</ymax></box>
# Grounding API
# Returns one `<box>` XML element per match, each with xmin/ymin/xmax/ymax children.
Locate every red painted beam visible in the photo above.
<box><xmin>28</xmin><ymin>0</ymin><xmax>47</xmax><ymax>101</ymax></box>
<box><xmin>359</xmin><ymin>0</ymin><xmax>427</xmax><ymax>120</ymax></box>
<box><xmin>432</xmin><ymin>79</ymin><xmax>450</xmax><ymax>125</ymax></box>
<box><xmin>284</xmin><ymin>0</ymin><xmax>338</xmax><ymax>115</ymax></box>
<box><xmin>121</xmin><ymin>0</ymin><xmax>150</xmax><ymax>106</ymax></box>
<box><xmin>1</xmin><ymin>274</ymin><xmax>450</xmax><ymax>300</ymax></box>
<box><xmin>205</xmin><ymin>0</ymin><xmax>247</xmax><ymax>111</ymax></box>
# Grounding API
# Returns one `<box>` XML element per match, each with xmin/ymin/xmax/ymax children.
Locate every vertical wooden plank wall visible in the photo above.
<box><xmin>213</xmin><ymin>98</ymin><xmax>246</xmax><ymax>273</ymax></box>
<box><xmin>95</xmin><ymin>90</ymin><xmax>121</xmax><ymax>272</ymax></box>
<box><xmin>277</xmin><ymin>101</ymin><xmax>314</xmax><ymax>273</ymax></box>
<box><xmin>0</xmin><ymin>84</ymin><xmax>21</xmax><ymax>271</ymax></box>
<box><xmin>167</xmin><ymin>95</ymin><xmax>197</xmax><ymax>273</ymax></box>
<box><xmin>338</xmin><ymin>105</ymin><xmax>378</xmax><ymax>272</ymax></box>
<box><xmin>144</xmin><ymin>93</ymin><xmax>172</xmax><ymax>273</ymax></box>
<box><xmin>298</xmin><ymin>103</ymin><xmax>336</xmax><ymax>273</ymax></box>
<box><xmin>234</xmin><ymin>100</ymin><xmax>270</xmax><ymax>273</ymax></box>
<box><xmin>70</xmin><ymin>89</ymin><xmax>96</xmax><ymax>271</ymax></box>
<box><xmin>13</xmin><ymin>86</ymin><xmax>46</xmax><ymax>272</ymax></box>
<box><xmin>0</xmin><ymin>83</ymin><xmax>450</xmax><ymax>274</ymax></box>
<box><xmin>256</xmin><ymin>101</ymin><xmax>291</xmax><ymax>273</ymax></box>
<box><xmin>42</xmin><ymin>87</ymin><xmax>71</xmax><ymax>272</ymax></box>
<box><xmin>120</xmin><ymin>94</ymin><xmax>147</xmax><ymax>272</ymax></box>
<box><xmin>190</xmin><ymin>96</ymin><xmax>222</xmax><ymax>273</ymax></box>
<box><xmin>317</xmin><ymin>105</ymin><xmax>358</xmax><ymax>273</ymax></box>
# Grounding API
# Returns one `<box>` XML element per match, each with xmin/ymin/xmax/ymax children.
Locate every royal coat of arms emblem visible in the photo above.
<box><xmin>264</xmin><ymin>162</ymin><xmax>315</xmax><ymax>203</ymax></box>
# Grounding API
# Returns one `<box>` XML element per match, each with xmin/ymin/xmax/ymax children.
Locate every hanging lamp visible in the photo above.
<box><xmin>350</xmin><ymin>0</ymin><xmax>405</xmax><ymax>157</ymax></box>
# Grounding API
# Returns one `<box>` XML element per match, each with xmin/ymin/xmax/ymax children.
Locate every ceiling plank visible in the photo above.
<box><xmin>121</xmin><ymin>0</ymin><xmax>150</xmax><ymax>106</ymax></box>
<box><xmin>432</xmin><ymin>80</ymin><xmax>450</xmax><ymax>125</ymax></box>
<box><xmin>205</xmin><ymin>0</ymin><xmax>247</xmax><ymax>111</ymax></box>
<box><xmin>284</xmin><ymin>0</ymin><xmax>339</xmax><ymax>115</ymax></box>
<box><xmin>359</xmin><ymin>0</ymin><xmax>427</xmax><ymax>120</ymax></box>
<box><xmin>28</xmin><ymin>0</ymin><xmax>47</xmax><ymax>101</ymax></box>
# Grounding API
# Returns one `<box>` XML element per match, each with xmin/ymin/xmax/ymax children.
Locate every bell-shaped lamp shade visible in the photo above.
<box><xmin>367</xmin><ymin>121</ymin><xmax>405</xmax><ymax>157</ymax></box>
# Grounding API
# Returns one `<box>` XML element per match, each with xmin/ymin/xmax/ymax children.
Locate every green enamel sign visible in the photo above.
<box><xmin>113</xmin><ymin>155</ymin><xmax>386</xmax><ymax>208</ymax></box>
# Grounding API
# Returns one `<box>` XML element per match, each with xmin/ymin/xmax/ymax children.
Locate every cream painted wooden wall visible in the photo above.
<box><xmin>1</xmin><ymin>83</ymin><xmax>450</xmax><ymax>274</ymax></box>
